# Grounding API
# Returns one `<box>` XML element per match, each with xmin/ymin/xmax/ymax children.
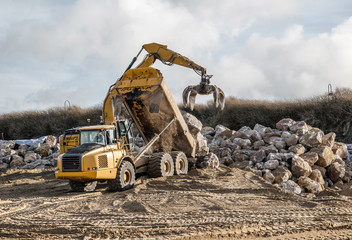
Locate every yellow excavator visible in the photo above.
<box><xmin>119</xmin><ymin>43</ymin><xmax>225</xmax><ymax>111</ymax></box>
<box><xmin>55</xmin><ymin>43</ymin><xmax>224</xmax><ymax>192</ymax></box>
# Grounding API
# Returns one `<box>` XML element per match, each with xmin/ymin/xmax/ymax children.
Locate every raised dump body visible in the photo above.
<box><xmin>114</xmin><ymin>67</ymin><xmax>196</xmax><ymax>157</ymax></box>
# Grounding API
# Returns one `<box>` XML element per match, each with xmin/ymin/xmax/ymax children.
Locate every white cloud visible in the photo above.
<box><xmin>1</xmin><ymin>0</ymin><xmax>351</xmax><ymax>113</ymax></box>
<box><xmin>215</xmin><ymin>17</ymin><xmax>352</xmax><ymax>100</ymax></box>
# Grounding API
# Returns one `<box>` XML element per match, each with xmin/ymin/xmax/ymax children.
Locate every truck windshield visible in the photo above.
<box><xmin>80</xmin><ymin>130</ymin><xmax>106</xmax><ymax>145</ymax></box>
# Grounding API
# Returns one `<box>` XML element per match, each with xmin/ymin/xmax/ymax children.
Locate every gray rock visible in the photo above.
<box><xmin>0</xmin><ymin>162</ymin><xmax>8</xmax><ymax>169</ymax></box>
<box><xmin>272</xmin><ymin>166</ymin><xmax>292</xmax><ymax>184</ymax></box>
<box><xmin>196</xmin><ymin>152</ymin><xmax>219</xmax><ymax>169</ymax></box>
<box><xmin>214</xmin><ymin>125</ymin><xmax>230</xmax><ymax>138</ymax></box>
<box><xmin>0</xmin><ymin>140</ymin><xmax>16</xmax><ymax>149</ymax></box>
<box><xmin>289</xmin><ymin>121</ymin><xmax>309</xmax><ymax>135</ymax></box>
<box><xmin>285</xmin><ymin>134</ymin><xmax>299</xmax><ymax>147</ymax></box>
<box><xmin>288</xmin><ymin>144</ymin><xmax>306</xmax><ymax>155</ymax></box>
<box><xmin>260</xmin><ymin>145</ymin><xmax>279</xmax><ymax>155</ymax></box>
<box><xmin>291</xmin><ymin>156</ymin><xmax>312</xmax><ymax>177</ymax></box>
<box><xmin>276</xmin><ymin>118</ymin><xmax>296</xmax><ymax>131</ymax></box>
<box><xmin>250</xmin><ymin>149</ymin><xmax>266</xmax><ymax>163</ymax></box>
<box><xmin>300</xmin><ymin>152</ymin><xmax>319</xmax><ymax>166</ymax></box>
<box><xmin>328</xmin><ymin>162</ymin><xmax>346</xmax><ymax>183</ymax></box>
<box><xmin>299</xmin><ymin>128</ymin><xmax>323</xmax><ymax>148</ymax></box>
<box><xmin>263</xmin><ymin>170</ymin><xmax>275</xmax><ymax>183</ymax></box>
<box><xmin>201</xmin><ymin>126</ymin><xmax>215</xmax><ymax>136</ymax></box>
<box><xmin>322</xmin><ymin>132</ymin><xmax>336</xmax><ymax>148</ymax></box>
<box><xmin>281</xmin><ymin>180</ymin><xmax>302</xmax><ymax>195</ymax></box>
<box><xmin>298</xmin><ymin>176</ymin><xmax>324</xmax><ymax>194</ymax></box>
<box><xmin>45</xmin><ymin>135</ymin><xmax>57</xmax><ymax>148</ymax></box>
<box><xmin>264</xmin><ymin>160</ymin><xmax>280</xmax><ymax>170</ymax></box>
<box><xmin>309</xmin><ymin>169</ymin><xmax>325</xmax><ymax>185</ymax></box>
<box><xmin>183</xmin><ymin>113</ymin><xmax>203</xmax><ymax>136</ymax></box>
<box><xmin>253</xmin><ymin>140</ymin><xmax>265</xmax><ymax>150</ymax></box>
<box><xmin>311</xmin><ymin>146</ymin><xmax>334</xmax><ymax>167</ymax></box>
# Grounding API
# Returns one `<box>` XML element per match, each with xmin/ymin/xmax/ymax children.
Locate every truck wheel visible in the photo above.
<box><xmin>107</xmin><ymin>161</ymin><xmax>135</xmax><ymax>192</ymax></box>
<box><xmin>69</xmin><ymin>180</ymin><xmax>97</xmax><ymax>192</ymax></box>
<box><xmin>171</xmin><ymin>151</ymin><xmax>188</xmax><ymax>175</ymax></box>
<box><xmin>148</xmin><ymin>152</ymin><xmax>174</xmax><ymax>178</ymax></box>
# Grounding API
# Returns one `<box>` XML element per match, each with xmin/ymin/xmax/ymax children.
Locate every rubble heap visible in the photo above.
<box><xmin>198</xmin><ymin>117</ymin><xmax>352</xmax><ymax>195</ymax></box>
<box><xmin>0</xmin><ymin>136</ymin><xmax>59</xmax><ymax>170</ymax></box>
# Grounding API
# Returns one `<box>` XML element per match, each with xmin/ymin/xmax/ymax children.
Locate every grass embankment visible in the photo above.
<box><xmin>1</xmin><ymin>88</ymin><xmax>352</xmax><ymax>142</ymax></box>
<box><xmin>0</xmin><ymin>106</ymin><xmax>101</xmax><ymax>140</ymax></box>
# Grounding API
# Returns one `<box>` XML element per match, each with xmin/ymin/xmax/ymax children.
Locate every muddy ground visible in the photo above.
<box><xmin>1</xmin><ymin>167</ymin><xmax>352</xmax><ymax>239</ymax></box>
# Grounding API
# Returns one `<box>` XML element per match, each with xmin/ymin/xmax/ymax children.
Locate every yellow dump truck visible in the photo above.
<box><xmin>55</xmin><ymin>43</ymin><xmax>225</xmax><ymax>192</ymax></box>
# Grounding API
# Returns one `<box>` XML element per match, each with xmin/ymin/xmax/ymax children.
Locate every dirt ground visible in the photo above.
<box><xmin>1</xmin><ymin>167</ymin><xmax>352</xmax><ymax>240</ymax></box>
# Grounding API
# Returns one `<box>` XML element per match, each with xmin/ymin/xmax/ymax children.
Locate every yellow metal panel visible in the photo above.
<box><xmin>55</xmin><ymin>168</ymin><xmax>117</xmax><ymax>181</ymax></box>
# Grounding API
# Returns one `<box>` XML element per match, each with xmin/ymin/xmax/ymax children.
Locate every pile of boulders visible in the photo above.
<box><xmin>184</xmin><ymin>114</ymin><xmax>352</xmax><ymax>196</ymax></box>
<box><xmin>0</xmin><ymin>136</ymin><xmax>60</xmax><ymax>170</ymax></box>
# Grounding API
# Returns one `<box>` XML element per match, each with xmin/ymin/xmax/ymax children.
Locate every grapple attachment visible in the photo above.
<box><xmin>182</xmin><ymin>75</ymin><xmax>225</xmax><ymax>111</ymax></box>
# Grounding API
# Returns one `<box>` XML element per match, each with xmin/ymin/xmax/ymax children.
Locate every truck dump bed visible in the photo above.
<box><xmin>115</xmin><ymin>67</ymin><xmax>196</xmax><ymax>157</ymax></box>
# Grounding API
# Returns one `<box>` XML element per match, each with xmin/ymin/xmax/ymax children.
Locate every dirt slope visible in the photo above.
<box><xmin>1</xmin><ymin>167</ymin><xmax>352</xmax><ymax>239</ymax></box>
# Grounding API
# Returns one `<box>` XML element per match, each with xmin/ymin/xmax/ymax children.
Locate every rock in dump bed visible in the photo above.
<box><xmin>198</xmin><ymin>117</ymin><xmax>352</xmax><ymax>196</ymax></box>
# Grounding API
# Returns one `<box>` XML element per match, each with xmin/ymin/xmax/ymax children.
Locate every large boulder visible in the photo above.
<box><xmin>232</xmin><ymin>150</ymin><xmax>256</xmax><ymax>162</ymax></box>
<box><xmin>291</xmin><ymin>156</ymin><xmax>312</xmax><ymax>177</ymax></box>
<box><xmin>300</xmin><ymin>152</ymin><xmax>319</xmax><ymax>166</ymax></box>
<box><xmin>289</xmin><ymin>121</ymin><xmax>309</xmax><ymax>135</ymax></box>
<box><xmin>10</xmin><ymin>155</ymin><xmax>25</xmax><ymax>168</ymax></box>
<box><xmin>272</xmin><ymin>166</ymin><xmax>292</xmax><ymax>184</ymax></box>
<box><xmin>285</xmin><ymin>134</ymin><xmax>299</xmax><ymax>147</ymax></box>
<box><xmin>312</xmin><ymin>165</ymin><xmax>327</xmax><ymax>177</ymax></box>
<box><xmin>0</xmin><ymin>140</ymin><xmax>16</xmax><ymax>149</ymax></box>
<box><xmin>276</xmin><ymin>118</ymin><xmax>296</xmax><ymax>131</ymax></box>
<box><xmin>263</xmin><ymin>170</ymin><xmax>275</xmax><ymax>183</ymax></box>
<box><xmin>264</xmin><ymin>160</ymin><xmax>280</xmax><ymax>170</ymax></box>
<box><xmin>201</xmin><ymin>127</ymin><xmax>215</xmax><ymax>136</ymax></box>
<box><xmin>250</xmin><ymin>149</ymin><xmax>266</xmax><ymax>163</ymax></box>
<box><xmin>309</xmin><ymin>169</ymin><xmax>325</xmax><ymax>185</ymax></box>
<box><xmin>260</xmin><ymin>145</ymin><xmax>279</xmax><ymax>155</ymax></box>
<box><xmin>328</xmin><ymin>162</ymin><xmax>346</xmax><ymax>183</ymax></box>
<box><xmin>195</xmin><ymin>132</ymin><xmax>209</xmax><ymax>157</ymax></box>
<box><xmin>35</xmin><ymin>143</ymin><xmax>52</xmax><ymax>157</ymax></box>
<box><xmin>298</xmin><ymin>176</ymin><xmax>324</xmax><ymax>194</ymax></box>
<box><xmin>322</xmin><ymin>132</ymin><xmax>336</xmax><ymax>148</ymax></box>
<box><xmin>332</xmin><ymin>142</ymin><xmax>348</xmax><ymax>159</ymax></box>
<box><xmin>45</xmin><ymin>135</ymin><xmax>57</xmax><ymax>148</ymax></box>
<box><xmin>0</xmin><ymin>162</ymin><xmax>8</xmax><ymax>169</ymax></box>
<box><xmin>253</xmin><ymin>140</ymin><xmax>265</xmax><ymax>150</ymax></box>
<box><xmin>196</xmin><ymin>152</ymin><xmax>219</xmax><ymax>169</ymax></box>
<box><xmin>24</xmin><ymin>151</ymin><xmax>39</xmax><ymax>163</ymax></box>
<box><xmin>253</xmin><ymin>124</ymin><xmax>268</xmax><ymax>135</ymax></box>
<box><xmin>311</xmin><ymin>146</ymin><xmax>335</xmax><ymax>167</ymax></box>
<box><xmin>299</xmin><ymin>128</ymin><xmax>323</xmax><ymax>148</ymax></box>
<box><xmin>214</xmin><ymin>125</ymin><xmax>230</xmax><ymax>138</ymax></box>
<box><xmin>281</xmin><ymin>180</ymin><xmax>302</xmax><ymax>195</ymax></box>
<box><xmin>288</xmin><ymin>144</ymin><xmax>306</xmax><ymax>155</ymax></box>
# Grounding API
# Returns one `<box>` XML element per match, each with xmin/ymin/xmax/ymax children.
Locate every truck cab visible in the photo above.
<box><xmin>55</xmin><ymin>121</ymin><xmax>135</xmax><ymax>192</ymax></box>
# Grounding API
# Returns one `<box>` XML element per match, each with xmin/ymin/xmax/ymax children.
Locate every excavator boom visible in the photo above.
<box><xmin>135</xmin><ymin>43</ymin><xmax>225</xmax><ymax>110</ymax></box>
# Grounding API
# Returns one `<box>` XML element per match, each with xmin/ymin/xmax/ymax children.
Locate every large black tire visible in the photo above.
<box><xmin>171</xmin><ymin>151</ymin><xmax>188</xmax><ymax>175</ymax></box>
<box><xmin>69</xmin><ymin>180</ymin><xmax>97</xmax><ymax>192</ymax></box>
<box><xmin>107</xmin><ymin>161</ymin><xmax>135</xmax><ymax>192</ymax></box>
<box><xmin>148</xmin><ymin>152</ymin><xmax>174</xmax><ymax>178</ymax></box>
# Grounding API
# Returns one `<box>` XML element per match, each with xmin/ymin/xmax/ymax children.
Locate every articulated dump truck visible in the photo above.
<box><xmin>55</xmin><ymin>67</ymin><xmax>196</xmax><ymax>192</ymax></box>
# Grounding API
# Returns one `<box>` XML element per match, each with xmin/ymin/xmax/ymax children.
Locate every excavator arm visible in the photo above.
<box><xmin>103</xmin><ymin>43</ymin><xmax>225</xmax><ymax>124</ymax></box>
<box><xmin>138</xmin><ymin>43</ymin><xmax>225</xmax><ymax>110</ymax></box>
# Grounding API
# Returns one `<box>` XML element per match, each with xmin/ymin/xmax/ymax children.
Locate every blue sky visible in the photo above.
<box><xmin>1</xmin><ymin>0</ymin><xmax>352</xmax><ymax>113</ymax></box>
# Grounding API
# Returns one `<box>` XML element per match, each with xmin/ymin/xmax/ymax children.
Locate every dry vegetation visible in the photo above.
<box><xmin>182</xmin><ymin>88</ymin><xmax>352</xmax><ymax>142</ymax></box>
<box><xmin>0</xmin><ymin>105</ymin><xmax>101</xmax><ymax>140</ymax></box>
<box><xmin>1</xmin><ymin>88</ymin><xmax>352</xmax><ymax>142</ymax></box>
